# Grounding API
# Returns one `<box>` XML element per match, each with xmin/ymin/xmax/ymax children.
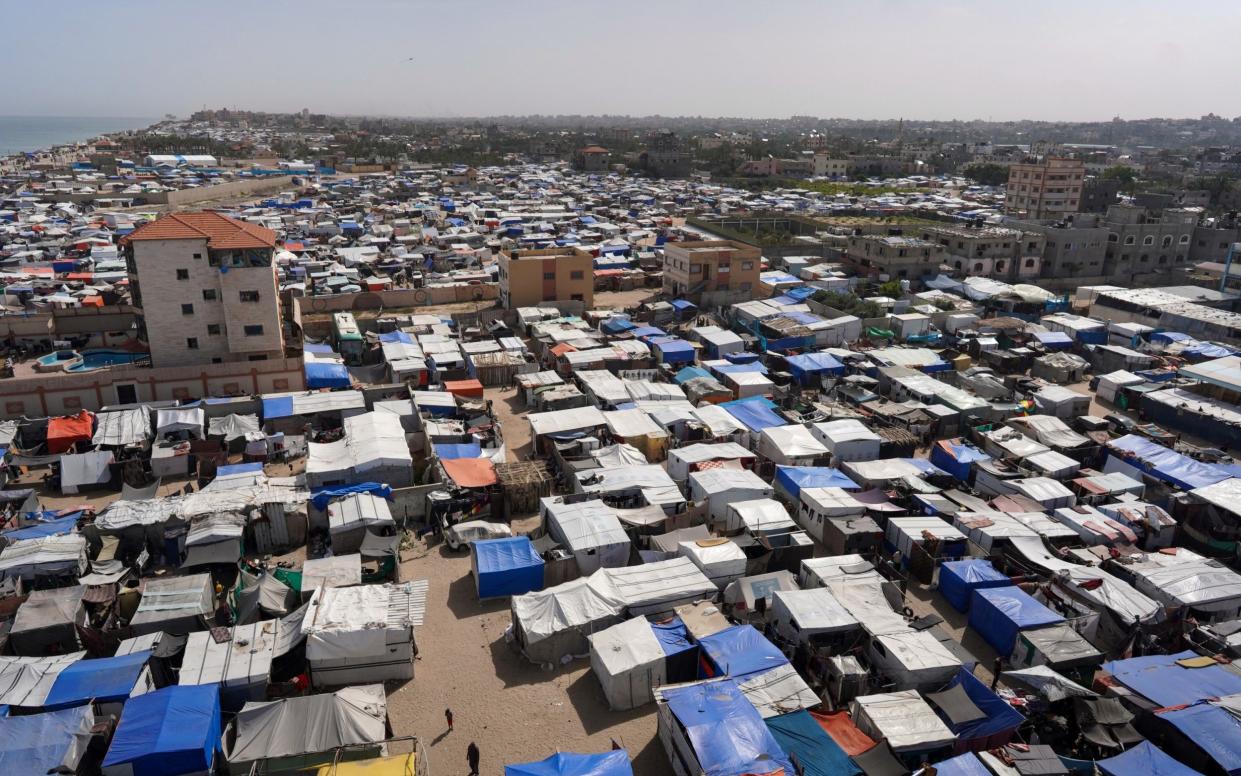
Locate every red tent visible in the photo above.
<box><xmin>47</xmin><ymin>411</ymin><xmax>94</xmax><ymax>454</ymax></box>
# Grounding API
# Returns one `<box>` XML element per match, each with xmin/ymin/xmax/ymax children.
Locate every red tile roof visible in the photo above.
<box><xmin>122</xmin><ymin>212</ymin><xmax>278</xmax><ymax>250</ymax></box>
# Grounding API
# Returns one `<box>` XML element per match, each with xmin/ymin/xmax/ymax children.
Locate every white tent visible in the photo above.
<box><xmin>0</xmin><ymin>534</ymin><xmax>88</xmax><ymax>580</ymax></box>
<box><xmin>850</xmin><ymin>691</ymin><xmax>956</xmax><ymax>753</ymax></box>
<box><xmin>208</xmin><ymin>413</ymin><xmax>261</xmax><ymax>441</ymax></box>
<box><xmin>665</xmin><ymin>442</ymin><xmax>753</xmax><ymax>482</ymax></box>
<box><xmin>326</xmin><ymin>493</ymin><xmax>395</xmax><ymax>555</ymax></box>
<box><xmin>180</xmin><ymin>620</ymin><xmax>279</xmax><ymax>707</ymax></box>
<box><xmin>300</xmin><ymin>554</ymin><xmax>362</xmax><ymax>599</ymax></box>
<box><xmin>306</xmin><ymin>412</ymin><xmax>412</xmax><ymax>488</ymax></box>
<box><xmin>679</xmin><ymin>539</ymin><xmax>748</xmax><ymax>590</ymax></box>
<box><xmin>588</xmin><ymin>616</ymin><xmax>666</xmax><ymax>711</ymax></box>
<box><xmin>770</xmin><ymin>588</ymin><xmax>858</xmax><ymax>645</ymax></box>
<box><xmin>542</xmin><ymin>497</ymin><xmax>631</xmax><ymax>574</ymax></box>
<box><xmin>302</xmin><ymin>583</ymin><xmax>423</xmax><ymax>686</ymax></box>
<box><xmin>155</xmin><ymin>407</ymin><xmax>205</xmax><ymax>439</ymax></box>
<box><xmin>92</xmin><ymin>408</ymin><xmax>150</xmax><ymax>447</ymax></box>
<box><xmin>811</xmin><ymin>419</ymin><xmax>882</xmax><ymax>463</ymax></box>
<box><xmin>60</xmin><ymin>451</ymin><xmax>114</xmax><ymax>494</ymax></box>
<box><xmin>724</xmin><ymin>499</ymin><xmax>796</xmax><ymax>536</ymax></box>
<box><xmin>757</xmin><ymin>424</ymin><xmax>828</xmax><ymax>466</ymax></box>
<box><xmin>605</xmin><ymin>558</ymin><xmax>718</xmax><ymax>617</ymax></box>
<box><xmin>511</xmin><ymin>570</ymin><xmax>625</xmax><ymax>665</ymax></box>
<box><xmin>687</xmin><ymin>468</ymin><xmax>774</xmax><ymax>526</ymax></box>
<box><xmin>128</xmin><ymin>573</ymin><xmax>214</xmax><ymax>636</ymax></box>
<box><xmin>868</xmin><ymin>631</ymin><xmax>962</xmax><ymax>691</ymax></box>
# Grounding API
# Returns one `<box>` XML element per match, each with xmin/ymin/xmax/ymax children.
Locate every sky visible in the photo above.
<box><xmin>4</xmin><ymin>0</ymin><xmax>1241</xmax><ymax>122</ymax></box>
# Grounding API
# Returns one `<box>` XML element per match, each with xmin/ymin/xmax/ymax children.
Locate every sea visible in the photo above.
<box><xmin>0</xmin><ymin>115</ymin><xmax>156</xmax><ymax>157</ymax></box>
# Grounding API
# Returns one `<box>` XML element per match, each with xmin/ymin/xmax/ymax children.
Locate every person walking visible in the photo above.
<box><xmin>444</xmin><ymin>708</ymin><xmax>453</xmax><ymax>732</ymax></box>
<box><xmin>467</xmin><ymin>742</ymin><xmax>480</xmax><ymax>776</ymax></box>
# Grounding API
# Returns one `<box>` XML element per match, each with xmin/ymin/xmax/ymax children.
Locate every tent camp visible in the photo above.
<box><xmin>93</xmin><ymin>408</ymin><xmax>152</xmax><ymax>447</ymax></box>
<box><xmin>511</xmin><ymin>571</ymin><xmax>625</xmax><ymax>665</ymax></box>
<box><xmin>928</xmin><ymin>668</ymin><xmax>1024</xmax><ymax>753</ymax></box>
<box><xmin>306</xmin><ymin>412</ymin><xmax>413</xmax><ymax>489</ymax></box>
<box><xmin>0</xmin><ymin>705</ymin><xmax>94</xmax><ymax>773</ymax></box>
<box><xmin>698</xmin><ymin>625</ymin><xmax>789</xmax><ymax>679</ymax></box>
<box><xmin>42</xmin><ymin>650</ymin><xmax>155</xmax><ymax>711</ymax></box>
<box><xmin>102</xmin><ymin>684</ymin><xmax>221</xmax><ymax>776</ymax></box>
<box><xmin>969</xmin><ymin>586</ymin><xmax>1065</xmax><ymax>656</ymax></box>
<box><xmin>678</xmin><ymin>538</ymin><xmax>747</xmax><ymax>590</ymax></box>
<box><xmin>155</xmin><ymin>407</ymin><xmax>205</xmax><ymax>440</ymax></box>
<box><xmin>9</xmin><ymin>585</ymin><xmax>86</xmax><ymax>656</ymax></box>
<box><xmin>180</xmin><ymin>619</ymin><xmax>280</xmax><ymax>709</ymax></box>
<box><xmin>938</xmin><ymin>560</ymin><xmax>1011</xmax><ymax>612</ymax></box>
<box><xmin>222</xmin><ymin>684</ymin><xmax>388</xmax><ymax>774</ymax></box>
<box><xmin>850</xmin><ymin>690</ymin><xmax>956</xmax><ymax>754</ymax></box>
<box><xmin>688</xmin><ymin>468</ymin><xmax>774</xmax><ymax>526</ymax></box>
<box><xmin>472</xmin><ymin>537</ymin><xmax>544</xmax><ymax>599</ymax></box>
<box><xmin>542</xmin><ymin>497</ymin><xmax>631</xmax><ymax>574</ymax></box>
<box><xmin>326</xmin><ymin>492</ymin><xmax>395</xmax><ymax>555</ymax></box>
<box><xmin>604</xmin><ymin>557</ymin><xmax>718</xmax><ymax>617</ymax></box>
<box><xmin>302</xmin><ymin>583</ymin><xmax>423</xmax><ymax>686</ymax></box>
<box><xmin>1097</xmin><ymin>740</ymin><xmax>1204</xmax><ymax>776</ymax></box>
<box><xmin>0</xmin><ymin>533</ymin><xmax>88</xmax><ymax>581</ymax></box>
<box><xmin>764</xmin><ymin>709</ymin><xmax>861</xmax><ymax>776</ymax></box>
<box><xmin>505</xmin><ymin>750</ymin><xmax>633</xmax><ymax>776</ymax></box>
<box><xmin>128</xmin><ymin>573</ymin><xmax>215</xmax><ymax>636</ymax></box>
<box><xmin>656</xmin><ymin>679</ymin><xmax>793</xmax><ymax>776</ymax></box>
<box><xmin>769</xmin><ymin>588</ymin><xmax>859</xmax><ymax>646</ymax></box>
<box><xmin>588</xmin><ymin>616</ymin><xmax>666</xmax><ymax>711</ymax></box>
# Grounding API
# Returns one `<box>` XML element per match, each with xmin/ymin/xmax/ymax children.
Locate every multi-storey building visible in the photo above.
<box><xmin>662</xmin><ymin>240</ymin><xmax>760</xmax><ymax>302</ymax></box>
<box><xmin>497</xmin><ymin>247</ymin><xmax>594</xmax><ymax>309</ymax></box>
<box><xmin>1005</xmin><ymin>157</ymin><xmax>1085</xmax><ymax>219</ymax></box>
<box><xmin>844</xmin><ymin>235</ymin><xmax>947</xmax><ymax>280</ymax></box>
<box><xmin>917</xmin><ymin>225</ymin><xmax>1044</xmax><ymax>280</ymax></box>
<box><xmin>123</xmin><ymin>212</ymin><xmax>284</xmax><ymax>368</ymax></box>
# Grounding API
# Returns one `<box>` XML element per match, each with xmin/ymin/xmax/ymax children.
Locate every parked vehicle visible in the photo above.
<box><xmin>444</xmin><ymin>520</ymin><xmax>513</xmax><ymax>551</ymax></box>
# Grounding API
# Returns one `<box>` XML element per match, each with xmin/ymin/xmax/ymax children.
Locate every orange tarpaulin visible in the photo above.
<box><xmin>443</xmin><ymin>379</ymin><xmax>484</xmax><ymax>399</ymax></box>
<box><xmin>441</xmin><ymin>457</ymin><xmax>497</xmax><ymax>488</ymax></box>
<box><xmin>47</xmin><ymin>410</ymin><xmax>94</xmax><ymax>454</ymax></box>
<box><xmin>549</xmin><ymin>343</ymin><xmax>577</xmax><ymax>357</ymax></box>
<box><xmin>812</xmin><ymin>710</ymin><xmax>875</xmax><ymax>756</ymax></box>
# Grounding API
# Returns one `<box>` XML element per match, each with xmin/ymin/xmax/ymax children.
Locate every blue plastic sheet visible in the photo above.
<box><xmin>1108</xmin><ymin>435</ymin><xmax>1232</xmax><ymax>490</ymax></box>
<box><xmin>217</xmin><ymin>462</ymin><xmax>263</xmax><ymax>478</ymax></box>
<box><xmin>434</xmin><ymin>442</ymin><xmax>482</xmax><ymax>460</ymax></box>
<box><xmin>601</xmin><ymin>318</ymin><xmax>636</xmax><ymax>335</ymax></box>
<box><xmin>1159</xmin><ymin>702</ymin><xmax>1241</xmax><ymax>776</ymax></box>
<box><xmin>261</xmin><ymin>395</ymin><xmax>294</xmax><ymax>420</ymax></box>
<box><xmin>774</xmin><ymin>466</ymin><xmax>859</xmax><ymax>499</ymax></box>
<box><xmin>938</xmin><ymin>560</ymin><xmax>1010</xmax><ymax>613</ymax></box>
<box><xmin>1102</xmin><ymin>651</ymin><xmax>1241</xmax><ymax>708</ymax></box>
<box><xmin>934</xmin><ymin>752</ymin><xmax>993</xmax><ymax>776</ymax></box>
<box><xmin>378</xmin><ymin>330</ymin><xmax>414</xmax><ymax>344</ymax></box>
<box><xmin>1034</xmin><ymin>331</ymin><xmax>1073</xmax><ymax>348</ymax></box>
<box><xmin>969</xmin><ymin>587</ymin><xmax>1064</xmax><ymax>656</ymax></box>
<box><xmin>629</xmin><ymin>326</ymin><xmax>665</xmax><ymax>339</ymax></box>
<box><xmin>505</xmin><ymin>750</ymin><xmax>633</xmax><ymax>776</ymax></box>
<box><xmin>765</xmin><ymin>710</ymin><xmax>860</xmax><ymax>776</ymax></box>
<box><xmin>102</xmin><ymin>684</ymin><xmax>221</xmax><ymax>776</ymax></box>
<box><xmin>714</xmin><ymin>361</ymin><xmax>768</xmax><ymax>375</ymax></box>
<box><xmin>44</xmin><ymin>651</ymin><xmax>153</xmax><ymax>709</ymax></box>
<box><xmin>674</xmin><ymin>366</ymin><xmax>713</xmax><ymax>384</ymax></box>
<box><xmin>310</xmin><ymin>482</ymin><xmax>394</xmax><ymax>511</ymax></box>
<box><xmin>651</xmin><ymin>337</ymin><xmax>695</xmax><ymax>364</ymax></box>
<box><xmin>936</xmin><ymin>668</ymin><xmax>1024</xmax><ymax>745</ymax></box>
<box><xmin>1098</xmin><ymin>741</ymin><xmax>1204</xmax><ymax>776</ymax></box>
<box><xmin>474</xmin><ymin>537</ymin><xmax>544</xmax><ymax>599</ymax></box>
<box><xmin>698</xmin><ymin>625</ymin><xmax>788</xmax><ymax>679</ymax></box>
<box><xmin>0</xmin><ymin>706</ymin><xmax>93</xmax><ymax>772</ymax></box>
<box><xmin>786</xmin><ymin>353</ymin><xmax>846</xmax><ymax>381</ymax></box>
<box><xmin>660</xmin><ymin>680</ymin><xmax>793</xmax><ymax>776</ymax></box>
<box><xmin>2</xmin><ymin>514</ymin><xmax>79</xmax><ymax>541</ymax></box>
<box><xmin>305</xmin><ymin>360</ymin><xmax>351</xmax><ymax>389</ymax></box>
<box><xmin>720</xmin><ymin>397</ymin><xmax>786</xmax><ymax>433</ymax></box>
<box><xmin>671</xmin><ymin>300</ymin><xmax>697</xmax><ymax>311</ymax></box>
<box><xmin>652</xmin><ymin>617</ymin><xmax>695</xmax><ymax>657</ymax></box>
<box><xmin>929</xmin><ymin>440</ymin><xmax>991</xmax><ymax>483</ymax></box>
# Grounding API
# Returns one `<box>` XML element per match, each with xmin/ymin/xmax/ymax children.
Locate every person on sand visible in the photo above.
<box><xmin>445</xmin><ymin>707</ymin><xmax>453</xmax><ymax>731</ymax></box>
<box><xmin>467</xmin><ymin>742</ymin><xmax>480</xmax><ymax>776</ymax></box>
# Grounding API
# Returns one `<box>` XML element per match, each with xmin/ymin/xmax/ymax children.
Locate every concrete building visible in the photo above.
<box><xmin>917</xmin><ymin>225</ymin><xmax>1044</xmax><ymax>281</ymax></box>
<box><xmin>124</xmin><ymin>212</ymin><xmax>285</xmax><ymax>369</ymax></box>
<box><xmin>1100</xmin><ymin>204</ymin><xmax>1198</xmax><ymax>278</ymax></box>
<box><xmin>812</xmin><ymin>154</ymin><xmax>851</xmax><ymax>179</ymax></box>
<box><xmin>574</xmin><ymin>146</ymin><xmax>610</xmax><ymax>173</ymax></box>
<box><xmin>844</xmin><ymin>235</ymin><xmax>947</xmax><ymax>280</ymax></box>
<box><xmin>498</xmin><ymin>247</ymin><xmax>594</xmax><ymax>309</ymax></box>
<box><xmin>1005</xmin><ymin>158</ymin><xmax>1085</xmax><ymax>219</ymax></box>
<box><xmin>662</xmin><ymin>240</ymin><xmax>761</xmax><ymax>303</ymax></box>
<box><xmin>641</xmin><ymin>131</ymin><xmax>692</xmax><ymax>179</ymax></box>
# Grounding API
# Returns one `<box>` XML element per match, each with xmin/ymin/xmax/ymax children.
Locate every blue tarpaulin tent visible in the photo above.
<box><xmin>1108</xmin><ymin>435</ymin><xmax>1232</xmax><ymax>490</ymax></box>
<box><xmin>304</xmin><ymin>359</ymin><xmax>351</xmax><ymax>389</ymax></box>
<box><xmin>217</xmin><ymin>462</ymin><xmax>263</xmax><ymax>478</ymax></box>
<box><xmin>723</xmin><ymin>351</ymin><xmax>761</xmax><ymax>364</ymax></box>
<box><xmin>1034</xmin><ymin>331</ymin><xmax>1073</xmax><ymax>349</ymax></box>
<box><xmin>671</xmin><ymin>299</ymin><xmax>697</xmax><ymax>313</ymax></box>
<box><xmin>969</xmin><ymin>587</ymin><xmax>1064</xmax><ymax>656</ymax></box>
<box><xmin>102</xmin><ymin>684</ymin><xmax>221</xmax><ymax>776</ymax></box>
<box><xmin>1102</xmin><ymin>651</ymin><xmax>1241</xmax><ymax>707</ymax></box>
<box><xmin>714</xmin><ymin>361</ymin><xmax>767</xmax><ymax>375</ymax></box>
<box><xmin>674</xmin><ymin>366</ymin><xmax>713</xmax><ymax>384</ymax></box>
<box><xmin>720</xmin><ymin>397</ymin><xmax>786</xmax><ymax>432</ymax></box>
<box><xmin>698</xmin><ymin>625</ymin><xmax>788</xmax><ymax>679</ymax></box>
<box><xmin>434</xmin><ymin>442</ymin><xmax>483</xmax><ymax>459</ymax></box>
<box><xmin>474</xmin><ymin>537</ymin><xmax>544</xmax><ymax>599</ymax></box>
<box><xmin>505</xmin><ymin>750</ymin><xmax>633</xmax><ymax>776</ymax></box>
<box><xmin>378</xmin><ymin>330</ymin><xmax>414</xmax><ymax>344</ymax></box>
<box><xmin>0</xmin><ymin>705</ymin><xmax>93</xmax><ymax>772</ymax></box>
<box><xmin>933</xmin><ymin>752</ymin><xmax>993</xmax><ymax>776</ymax></box>
<box><xmin>629</xmin><ymin>326</ymin><xmax>665</xmax><ymax>339</ymax></box>
<box><xmin>1098</xmin><ymin>741</ymin><xmax>1204</xmax><ymax>776</ymax></box>
<box><xmin>261</xmin><ymin>395</ymin><xmax>294</xmax><ymax>420</ymax></box>
<box><xmin>938</xmin><ymin>560</ymin><xmax>1011</xmax><ymax>612</ymax></box>
<box><xmin>786</xmin><ymin>353</ymin><xmax>846</xmax><ymax>383</ymax></box>
<box><xmin>600</xmin><ymin>318</ymin><xmax>636</xmax><ymax>335</ymax></box>
<box><xmin>651</xmin><ymin>616</ymin><xmax>700</xmax><ymax>684</ymax></box>
<box><xmin>651</xmin><ymin>337</ymin><xmax>695</xmax><ymax>365</ymax></box>
<box><xmin>43</xmin><ymin>650</ymin><xmax>153</xmax><ymax>709</ymax></box>
<box><xmin>660</xmin><ymin>680</ymin><xmax>794</xmax><ymax>776</ymax></box>
<box><xmin>774</xmin><ymin>466</ymin><xmax>859</xmax><ymax>499</ymax></box>
<box><xmin>310</xmin><ymin>482</ymin><xmax>393</xmax><ymax>511</ymax></box>
<box><xmin>765</xmin><ymin>710</ymin><xmax>861</xmax><ymax>776</ymax></box>
<box><xmin>933</xmin><ymin>668</ymin><xmax>1024</xmax><ymax>750</ymax></box>
<box><xmin>929</xmin><ymin>440</ymin><xmax>992</xmax><ymax>483</ymax></box>
<box><xmin>1159</xmin><ymin>702</ymin><xmax>1241</xmax><ymax>776</ymax></box>
<box><xmin>2</xmin><ymin>513</ymin><xmax>80</xmax><ymax>541</ymax></box>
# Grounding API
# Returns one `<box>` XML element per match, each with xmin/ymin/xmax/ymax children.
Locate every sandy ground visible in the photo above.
<box><xmin>386</xmin><ymin>538</ymin><xmax>671</xmax><ymax>775</ymax></box>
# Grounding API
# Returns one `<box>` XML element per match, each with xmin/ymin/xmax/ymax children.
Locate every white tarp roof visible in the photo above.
<box><xmin>208</xmin><ymin>413</ymin><xmax>261</xmax><ymax>441</ymax></box>
<box><xmin>603</xmin><ymin>408</ymin><xmax>662</xmax><ymax>438</ymax></box>
<box><xmin>92</xmin><ymin>408</ymin><xmax>151</xmax><ymax>446</ymax></box>
<box><xmin>736</xmin><ymin>664</ymin><xmax>821</xmax><ymax>718</ymax></box>
<box><xmin>327</xmin><ymin>493</ymin><xmax>395</xmax><ymax>534</ymax></box>
<box><xmin>512</xmin><ymin>570</ymin><xmax>625</xmax><ymax>646</ymax></box>
<box><xmin>527</xmin><ymin>406</ymin><xmax>607</xmax><ymax>437</ymax></box>
<box><xmin>155</xmin><ymin>407</ymin><xmax>205</xmax><ymax>437</ymax></box>
<box><xmin>223</xmin><ymin>684</ymin><xmax>387</xmax><ymax>765</ymax></box>
<box><xmin>604</xmin><ymin>557</ymin><xmax>718</xmax><ymax>616</ymax></box>
<box><xmin>0</xmin><ymin>653</ymin><xmax>85</xmax><ymax>706</ymax></box>
<box><xmin>543</xmin><ymin>498</ymin><xmax>630</xmax><ymax>554</ymax></box>
<box><xmin>307</xmin><ymin>412</ymin><xmax>411</xmax><ymax>479</ymax></box>
<box><xmin>758</xmin><ymin>425</ymin><xmax>828</xmax><ymax>458</ymax></box>
<box><xmin>850</xmin><ymin>690</ymin><xmax>956</xmax><ymax>752</ymax></box>
<box><xmin>1119</xmin><ymin>547</ymin><xmax>1241</xmax><ymax>610</ymax></box>
<box><xmin>300</xmin><ymin>554</ymin><xmax>362</xmax><ymax>593</ymax></box>
<box><xmin>0</xmin><ymin>534</ymin><xmax>87</xmax><ymax>579</ymax></box>
<box><xmin>689</xmin><ymin>467</ymin><xmax>771</xmax><ymax>496</ymax></box>
<box><xmin>301</xmin><ymin>584</ymin><xmax>419</xmax><ymax>662</ymax></box>
<box><xmin>772</xmin><ymin>588</ymin><xmax>858</xmax><ymax>633</ymax></box>
<box><xmin>60</xmin><ymin>451</ymin><xmax>114</xmax><ymax>489</ymax></box>
<box><xmin>669</xmin><ymin>442</ymin><xmax>753</xmax><ymax>465</ymax></box>
<box><xmin>590</xmin><ymin>444</ymin><xmax>648</xmax><ymax>469</ymax></box>
<box><xmin>588</xmin><ymin>616</ymin><xmax>664</xmax><ymax>681</ymax></box>
<box><xmin>728</xmin><ymin>499</ymin><xmax>797</xmax><ymax>534</ymax></box>
<box><xmin>1007</xmin><ymin>536</ymin><xmax>1159</xmax><ymax>622</ymax></box>
<box><xmin>814</xmin><ymin>418</ymin><xmax>882</xmax><ymax>444</ymax></box>
<box><xmin>1193</xmin><ymin>478</ymin><xmax>1241</xmax><ymax>516</ymax></box>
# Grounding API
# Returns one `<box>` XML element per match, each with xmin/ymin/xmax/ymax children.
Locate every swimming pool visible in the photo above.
<box><xmin>35</xmin><ymin>348</ymin><xmax>148</xmax><ymax>373</ymax></box>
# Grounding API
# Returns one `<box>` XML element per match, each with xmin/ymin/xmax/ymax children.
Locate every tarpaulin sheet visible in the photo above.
<box><xmin>720</xmin><ymin>397</ymin><xmax>786</xmax><ymax>432</ymax></box>
<box><xmin>1102</xmin><ymin>651</ymin><xmax>1241</xmax><ymax>708</ymax></box>
<box><xmin>698</xmin><ymin>625</ymin><xmax>789</xmax><ymax>679</ymax></box>
<box><xmin>774</xmin><ymin>466</ymin><xmax>859</xmax><ymax>499</ymax></box>
<box><xmin>1108</xmin><ymin>434</ymin><xmax>1231</xmax><ymax>490</ymax></box>
<box><xmin>441</xmin><ymin>457</ymin><xmax>498</xmax><ymax>488</ymax></box>
<box><xmin>1159</xmin><ymin>702</ymin><xmax>1241</xmax><ymax>776</ymax></box>
<box><xmin>378</xmin><ymin>330</ymin><xmax>413</xmax><ymax>344</ymax></box>
<box><xmin>652</xmin><ymin>617</ymin><xmax>696</xmax><ymax>657</ymax></box>
<box><xmin>968</xmin><ymin>586</ymin><xmax>1064</xmax><ymax>656</ymax></box>
<box><xmin>934</xmin><ymin>667</ymin><xmax>1024</xmax><ymax>745</ymax></box>
<box><xmin>46</xmin><ymin>411</ymin><xmax>93</xmax><ymax>454</ymax></box>
<box><xmin>765</xmin><ymin>709</ymin><xmax>860</xmax><ymax>776</ymax></box>
<box><xmin>0</xmin><ymin>705</ymin><xmax>93</xmax><ymax>773</ymax></box>
<box><xmin>217</xmin><ymin>462</ymin><xmax>263</xmax><ymax>478</ymax></box>
<box><xmin>674</xmin><ymin>366</ymin><xmax>712</xmax><ymax>384</ymax></box>
<box><xmin>938</xmin><ymin>560</ymin><xmax>1010</xmax><ymax>613</ymax></box>
<box><xmin>102</xmin><ymin>683</ymin><xmax>221</xmax><ymax>776</ymax></box>
<box><xmin>44</xmin><ymin>650</ymin><xmax>152</xmax><ymax>708</ymax></box>
<box><xmin>1098</xmin><ymin>740</ymin><xmax>1204</xmax><ymax>776</ymax></box>
<box><xmin>305</xmin><ymin>360</ymin><xmax>351</xmax><ymax>389</ymax></box>
<box><xmin>474</xmin><ymin>537</ymin><xmax>544</xmax><ymax>599</ymax></box>
<box><xmin>786</xmin><ymin>352</ymin><xmax>846</xmax><ymax>379</ymax></box>
<box><xmin>2</xmin><ymin>514</ymin><xmax>79</xmax><ymax>541</ymax></box>
<box><xmin>261</xmin><ymin>395</ymin><xmax>294</xmax><ymax>420</ymax></box>
<box><xmin>811</xmin><ymin>711</ymin><xmax>876</xmax><ymax>758</ymax></box>
<box><xmin>311</xmin><ymin>482</ymin><xmax>393</xmax><ymax>512</ymax></box>
<box><xmin>505</xmin><ymin>750</ymin><xmax>633</xmax><ymax>776</ymax></box>
<box><xmin>933</xmin><ymin>752</ymin><xmax>993</xmax><ymax>776</ymax></box>
<box><xmin>434</xmin><ymin>442</ymin><xmax>482</xmax><ymax>459</ymax></box>
<box><xmin>929</xmin><ymin>440</ymin><xmax>992</xmax><ymax>483</ymax></box>
<box><xmin>651</xmin><ymin>337</ymin><xmax>694</xmax><ymax>363</ymax></box>
<box><xmin>660</xmin><ymin>680</ymin><xmax>793</xmax><ymax>776</ymax></box>
<box><xmin>715</xmin><ymin>361</ymin><xmax>768</xmax><ymax>374</ymax></box>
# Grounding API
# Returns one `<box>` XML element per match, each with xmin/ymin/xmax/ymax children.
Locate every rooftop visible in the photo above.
<box><xmin>123</xmin><ymin>212</ymin><xmax>278</xmax><ymax>250</ymax></box>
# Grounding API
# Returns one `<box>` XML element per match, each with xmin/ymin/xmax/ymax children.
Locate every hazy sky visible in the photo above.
<box><xmin>6</xmin><ymin>0</ymin><xmax>1241</xmax><ymax>121</ymax></box>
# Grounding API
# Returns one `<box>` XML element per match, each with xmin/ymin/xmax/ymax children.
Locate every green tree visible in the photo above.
<box><xmin>964</xmin><ymin>162</ymin><xmax>1009</xmax><ymax>187</ymax></box>
<box><xmin>1102</xmin><ymin>165</ymin><xmax>1140</xmax><ymax>193</ymax></box>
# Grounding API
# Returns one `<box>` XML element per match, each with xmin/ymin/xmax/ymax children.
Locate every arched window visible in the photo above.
<box><xmin>1179</xmin><ymin>234</ymin><xmax>1190</xmax><ymax>244</ymax></box>
<box><xmin>1108</xmin><ymin>233</ymin><xmax>1119</xmax><ymax>242</ymax></box>
<box><xmin>1143</xmin><ymin>235</ymin><xmax>1154</xmax><ymax>246</ymax></box>
<box><xmin>1124</xmin><ymin>235</ymin><xmax>1136</xmax><ymax>245</ymax></box>
<box><xmin>1025</xmin><ymin>258</ymin><xmax>1035</xmax><ymax>268</ymax></box>
<box><xmin>973</xmin><ymin>262</ymin><xmax>984</xmax><ymax>273</ymax></box>
<box><xmin>1161</xmin><ymin>235</ymin><xmax>1172</xmax><ymax>248</ymax></box>
<box><xmin>995</xmin><ymin>260</ymin><xmax>1006</xmax><ymax>272</ymax></box>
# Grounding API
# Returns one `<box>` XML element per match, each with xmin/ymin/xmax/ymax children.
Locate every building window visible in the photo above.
<box><xmin>569</xmin><ymin>270</ymin><xmax>584</xmax><ymax>280</ymax></box>
<box><xmin>202</xmin><ymin>289</ymin><xmax>217</xmax><ymax>301</ymax></box>
<box><xmin>1108</xmin><ymin>233</ymin><xmax>1119</xmax><ymax>242</ymax></box>
<box><xmin>1124</xmin><ymin>236</ymin><xmax>1135</xmax><ymax>245</ymax></box>
<box><xmin>176</xmin><ymin>269</ymin><xmax>189</xmax><ymax>280</ymax></box>
<box><xmin>186</xmin><ymin>337</ymin><xmax>199</xmax><ymax>349</ymax></box>
<box><xmin>239</xmin><ymin>291</ymin><xmax>260</xmax><ymax>302</ymax></box>
<box><xmin>210</xmin><ymin>358</ymin><xmax>222</xmax><ymax>364</ymax></box>
<box><xmin>1025</xmin><ymin>258</ymin><xmax>1035</xmax><ymax>268</ymax></box>
<box><xmin>192</xmin><ymin>253</ymin><xmax>202</xmax><ymax>259</ymax></box>
<box><xmin>247</xmin><ymin>355</ymin><xmax>268</xmax><ymax>361</ymax></box>
<box><xmin>974</xmin><ymin>263</ymin><xmax>984</xmax><ymax>272</ymax></box>
<box><xmin>243</xmin><ymin>325</ymin><xmax>264</xmax><ymax>336</ymax></box>
<box><xmin>1179</xmin><ymin>234</ymin><xmax>1190</xmax><ymax>244</ymax></box>
<box><xmin>273</xmin><ymin>379</ymin><xmax>290</xmax><ymax>390</ymax></box>
<box><xmin>207</xmin><ymin>324</ymin><xmax>221</xmax><ymax>335</ymax></box>
<box><xmin>208</xmin><ymin>253</ymin><xmax>220</xmax><ymax>267</ymax></box>
<box><xmin>542</xmin><ymin>272</ymin><xmax>554</xmax><ymax>280</ymax></box>
<box><xmin>181</xmin><ymin>304</ymin><xmax>193</xmax><ymax>315</ymax></box>
<box><xmin>1142</xmin><ymin>235</ymin><xmax>1154</xmax><ymax>246</ymax></box>
<box><xmin>739</xmin><ymin>282</ymin><xmax>752</xmax><ymax>292</ymax></box>
<box><xmin>741</xmin><ymin>261</ymin><xmax>754</xmax><ymax>270</ymax></box>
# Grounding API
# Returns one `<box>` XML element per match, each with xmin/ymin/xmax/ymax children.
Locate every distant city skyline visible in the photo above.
<box><xmin>5</xmin><ymin>0</ymin><xmax>1241</xmax><ymax>122</ymax></box>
